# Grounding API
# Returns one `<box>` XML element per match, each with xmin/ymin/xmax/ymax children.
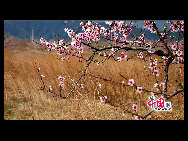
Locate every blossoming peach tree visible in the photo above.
<box><xmin>34</xmin><ymin>20</ymin><xmax>184</xmax><ymax>120</ymax></box>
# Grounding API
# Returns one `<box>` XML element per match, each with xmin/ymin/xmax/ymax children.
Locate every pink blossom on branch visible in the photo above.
<box><xmin>121</xmin><ymin>52</ymin><xmax>127</xmax><ymax>59</ymax></box>
<box><xmin>96</xmin><ymin>62</ymin><xmax>100</xmax><ymax>65</ymax></box>
<box><xmin>40</xmin><ymin>37</ymin><xmax>46</xmax><ymax>43</ymax></box>
<box><xmin>135</xmin><ymin>116</ymin><xmax>141</xmax><ymax>120</ymax></box>
<box><xmin>99</xmin><ymin>52</ymin><xmax>102</xmax><ymax>56</ymax></box>
<box><xmin>159</xmin><ymin>82</ymin><xmax>165</xmax><ymax>87</ymax></box>
<box><xmin>61</xmin><ymin>57</ymin><xmax>65</xmax><ymax>61</ymax></box>
<box><xmin>171</xmin><ymin>44</ymin><xmax>177</xmax><ymax>50</ymax></box>
<box><xmin>58</xmin><ymin>76</ymin><xmax>65</xmax><ymax>81</ymax></box>
<box><xmin>128</xmin><ymin>79</ymin><xmax>134</xmax><ymax>86</ymax></box>
<box><xmin>137</xmin><ymin>51</ymin><xmax>143</xmax><ymax>59</ymax></box>
<box><xmin>117</xmin><ymin>57</ymin><xmax>122</xmax><ymax>62</ymax></box>
<box><xmin>137</xmin><ymin>87</ymin><xmax>143</xmax><ymax>94</ymax></box>
<box><xmin>143</xmin><ymin>21</ymin><xmax>151</xmax><ymax>29</ymax></box>
<box><xmin>67</xmin><ymin>56</ymin><xmax>70</xmax><ymax>61</ymax></box>
<box><xmin>59</xmin><ymin>81</ymin><xmax>64</xmax><ymax>87</ymax></box>
<box><xmin>99</xmin><ymin>96</ymin><xmax>107</xmax><ymax>103</ymax></box>
<box><xmin>176</xmin><ymin>50</ymin><xmax>183</xmax><ymax>56</ymax></box>
<box><xmin>149</xmin><ymin>62</ymin><xmax>154</xmax><ymax>70</ymax></box>
<box><xmin>154</xmin><ymin>69</ymin><xmax>159</xmax><ymax>77</ymax></box>
<box><xmin>132</xmin><ymin>103</ymin><xmax>138</xmax><ymax>111</ymax></box>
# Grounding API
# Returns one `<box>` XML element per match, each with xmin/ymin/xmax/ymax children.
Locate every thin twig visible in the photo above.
<box><xmin>143</xmin><ymin>53</ymin><xmax>150</xmax><ymax>76</ymax></box>
<box><xmin>81</xmin><ymin>41</ymin><xmax>169</xmax><ymax>57</ymax></box>
<box><xmin>62</xmin><ymin>50</ymin><xmax>97</xmax><ymax>99</ymax></box>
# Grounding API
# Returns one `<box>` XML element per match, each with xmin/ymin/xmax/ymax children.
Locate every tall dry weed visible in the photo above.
<box><xmin>4</xmin><ymin>40</ymin><xmax>184</xmax><ymax>120</ymax></box>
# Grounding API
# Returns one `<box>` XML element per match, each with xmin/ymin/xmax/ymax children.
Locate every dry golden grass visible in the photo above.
<box><xmin>4</xmin><ymin>41</ymin><xmax>184</xmax><ymax>120</ymax></box>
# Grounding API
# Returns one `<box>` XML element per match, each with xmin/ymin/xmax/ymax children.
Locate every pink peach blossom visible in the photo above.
<box><xmin>137</xmin><ymin>87</ymin><xmax>143</xmax><ymax>94</ymax></box>
<box><xmin>128</xmin><ymin>79</ymin><xmax>134</xmax><ymax>86</ymax></box>
<box><xmin>132</xmin><ymin>103</ymin><xmax>138</xmax><ymax>111</ymax></box>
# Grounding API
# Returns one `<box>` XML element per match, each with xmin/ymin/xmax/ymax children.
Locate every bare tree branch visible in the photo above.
<box><xmin>165</xmin><ymin>89</ymin><xmax>184</xmax><ymax>100</ymax></box>
<box><xmin>62</xmin><ymin>50</ymin><xmax>97</xmax><ymax>99</ymax></box>
<box><xmin>81</xmin><ymin>41</ymin><xmax>169</xmax><ymax>56</ymax></box>
<box><xmin>162</xmin><ymin>56</ymin><xmax>173</xmax><ymax>97</ymax></box>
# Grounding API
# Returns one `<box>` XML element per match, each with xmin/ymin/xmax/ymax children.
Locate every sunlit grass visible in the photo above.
<box><xmin>4</xmin><ymin>40</ymin><xmax>184</xmax><ymax>120</ymax></box>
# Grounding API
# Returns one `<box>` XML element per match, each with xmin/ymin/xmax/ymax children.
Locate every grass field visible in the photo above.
<box><xmin>4</xmin><ymin>40</ymin><xmax>184</xmax><ymax>120</ymax></box>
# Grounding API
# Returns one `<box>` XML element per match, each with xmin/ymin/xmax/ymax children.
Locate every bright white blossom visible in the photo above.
<box><xmin>98</xmin><ymin>83</ymin><xmax>102</xmax><ymax>88</ymax></box>
<box><xmin>88</xmin><ymin>21</ymin><xmax>92</xmax><ymax>26</ymax></box>
<box><xmin>105</xmin><ymin>21</ymin><xmax>113</xmax><ymax>25</ymax></box>
<box><xmin>154</xmin><ymin>83</ymin><xmax>158</xmax><ymax>88</ymax></box>
<box><xmin>41</xmin><ymin>74</ymin><xmax>45</xmax><ymax>78</ymax></box>
<box><xmin>49</xmin><ymin>85</ymin><xmax>53</xmax><ymax>91</ymax></box>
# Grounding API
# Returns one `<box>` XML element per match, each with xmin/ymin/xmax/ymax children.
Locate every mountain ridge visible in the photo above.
<box><xmin>4</xmin><ymin>20</ymin><xmax>182</xmax><ymax>41</ymax></box>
